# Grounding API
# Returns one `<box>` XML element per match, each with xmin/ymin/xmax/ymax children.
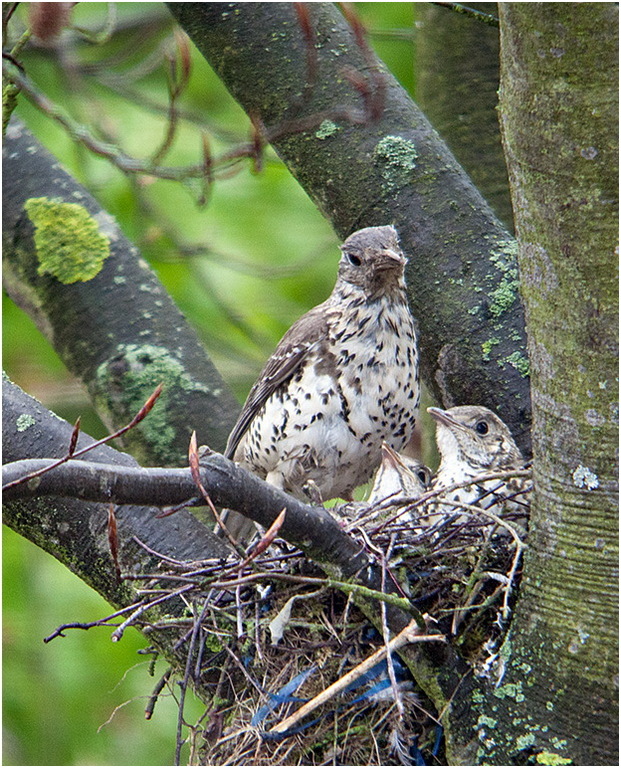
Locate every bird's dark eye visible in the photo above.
<box><xmin>475</xmin><ymin>420</ymin><xmax>489</xmax><ymax>435</ymax></box>
<box><xmin>417</xmin><ymin>469</ymin><xmax>428</xmax><ymax>484</ymax></box>
<box><xmin>346</xmin><ymin>253</ymin><xmax>361</xmax><ymax>267</ymax></box>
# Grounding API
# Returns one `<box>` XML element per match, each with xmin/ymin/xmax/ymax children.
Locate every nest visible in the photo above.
<box><xmin>119</xmin><ymin>472</ymin><xmax>530</xmax><ymax>765</ymax></box>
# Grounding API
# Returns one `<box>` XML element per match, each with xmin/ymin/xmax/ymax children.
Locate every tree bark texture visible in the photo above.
<box><xmin>2</xmin><ymin>121</ymin><xmax>239</xmax><ymax>466</ymax></box>
<box><xmin>167</xmin><ymin>1</ymin><xmax>533</xmax><ymax>456</ymax></box>
<box><xmin>414</xmin><ymin>2</ymin><xmax>514</xmax><ymax>230</ymax></box>
<box><xmin>494</xmin><ymin>4</ymin><xmax>618</xmax><ymax>765</ymax></box>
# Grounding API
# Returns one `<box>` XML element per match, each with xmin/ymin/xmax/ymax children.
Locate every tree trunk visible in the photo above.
<box><xmin>167</xmin><ymin>1</ymin><xmax>533</xmax><ymax>456</ymax></box>
<box><xmin>415</xmin><ymin>3</ymin><xmax>514</xmax><ymax>230</ymax></box>
<box><xmin>491</xmin><ymin>4</ymin><xmax>618</xmax><ymax>764</ymax></box>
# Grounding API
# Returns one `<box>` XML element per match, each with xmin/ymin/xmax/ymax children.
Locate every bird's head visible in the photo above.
<box><xmin>368</xmin><ymin>442</ymin><xmax>431</xmax><ymax>504</ymax></box>
<box><xmin>428</xmin><ymin>405</ymin><xmax>523</xmax><ymax>472</ymax></box>
<box><xmin>338</xmin><ymin>225</ymin><xmax>407</xmax><ymax>297</ymax></box>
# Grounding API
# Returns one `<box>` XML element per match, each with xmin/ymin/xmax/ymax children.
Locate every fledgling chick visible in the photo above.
<box><xmin>367</xmin><ymin>442</ymin><xmax>431</xmax><ymax>506</ymax></box>
<box><xmin>333</xmin><ymin>444</ymin><xmax>430</xmax><ymax>529</ymax></box>
<box><xmin>427</xmin><ymin>405</ymin><xmax>529</xmax><ymax>525</ymax></box>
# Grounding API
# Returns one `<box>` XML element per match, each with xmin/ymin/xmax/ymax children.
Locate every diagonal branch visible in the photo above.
<box><xmin>2</xmin><ymin>121</ymin><xmax>240</xmax><ymax>465</ymax></box>
<box><xmin>167</xmin><ymin>1</ymin><xmax>532</xmax><ymax>456</ymax></box>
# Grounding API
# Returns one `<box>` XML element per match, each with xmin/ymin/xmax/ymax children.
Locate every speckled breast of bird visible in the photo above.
<box><xmin>241</xmin><ymin>292</ymin><xmax>419</xmax><ymax>501</ymax></box>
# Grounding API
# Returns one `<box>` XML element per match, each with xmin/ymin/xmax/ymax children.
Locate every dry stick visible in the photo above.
<box><xmin>358</xmin><ymin>530</ymin><xmax>406</xmax><ymax>720</ymax></box>
<box><xmin>379</xmin><ymin>535</ymin><xmax>405</xmax><ymax>720</ymax></box>
<box><xmin>267</xmin><ymin>620</ymin><xmax>445</xmax><ymax>736</ymax></box>
<box><xmin>132</xmin><ymin>536</ymin><xmax>196</xmax><ymax>567</ymax></box>
<box><xmin>175</xmin><ymin>600</ymin><xmax>210</xmax><ymax>766</ymax></box>
<box><xmin>111</xmin><ymin>583</ymin><xmax>195</xmax><ymax>642</ymax></box>
<box><xmin>436</xmin><ymin>499</ymin><xmax>525</xmax><ymax>619</ymax></box>
<box><xmin>43</xmin><ymin>601</ymin><xmax>144</xmax><ymax>643</ymax></box>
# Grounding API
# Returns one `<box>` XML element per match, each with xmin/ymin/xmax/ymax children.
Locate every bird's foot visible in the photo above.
<box><xmin>303</xmin><ymin>479</ymin><xmax>324</xmax><ymax>506</ymax></box>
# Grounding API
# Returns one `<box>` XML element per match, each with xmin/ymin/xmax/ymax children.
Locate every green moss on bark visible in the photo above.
<box><xmin>94</xmin><ymin>344</ymin><xmax>213</xmax><ymax>465</ymax></box>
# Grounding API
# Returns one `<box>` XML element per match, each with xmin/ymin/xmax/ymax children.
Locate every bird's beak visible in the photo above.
<box><xmin>381</xmin><ymin>442</ymin><xmax>417</xmax><ymax>474</ymax></box>
<box><xmin>380</xmin><ymin>441</ymin><xmax>402</xmax><ymax>468</ymax></box>
<box><xmin>427</xmin><ymin>407</ymin><xmax>467</xmax><ymax>432</ymax></box>
<box><xmin>376</xmin><ymin>249</ymin><xmax>407</xmax><ymax>270</ymax></box>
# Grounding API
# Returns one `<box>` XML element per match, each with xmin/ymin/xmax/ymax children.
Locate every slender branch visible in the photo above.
<box><xmin>2</xmin><ymin>60</ymin><xmax>246</xmax><ymax>180</ymax></box>
<box><xmin>2</xmin><ymin>57</ymin><xmax>369</xmax><ymax>185</ymax></box>
<box><xmin>431</xmin><ymin>2</ymin><xmax>499</xmax><ymax>27</ymax></box>
<box><xmin>3</xmin><ymin>384</ymin><xmax>163</xmax><ymax>492</ymax></box>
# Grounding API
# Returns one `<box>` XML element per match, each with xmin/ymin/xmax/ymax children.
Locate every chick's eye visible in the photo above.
<box><xmin>417</xmin><ymin>469</ymin><xmax>428</xmax><ymax>484</ymax></box>
<box><xmin>475</xmin><ymin>421</ymin><xmax>489</xmax><ymax>435</ymax></box>
<box><xmin>346</xmin><ymin>252</ymin><xmax>361</xmax><ymax>267</ymax></box>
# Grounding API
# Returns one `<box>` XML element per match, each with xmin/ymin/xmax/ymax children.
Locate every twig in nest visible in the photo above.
<box><xmin>175</xmin><ymin>600</ymin><xmax>210</xmax><ymax>766</ymax></box>
<box><xmin>437</xmin><ymin>499</ymin><xmax>525</xmax><ymax>620</ymax></box>
<box><xmin>267</xmin><ymin>619</ymin><xmax>444</xmax><ymax>736</ymax></box>
<box><xmin>111</xmin><ymin>583</ymin><xmax>195</xmax><ymax>642</ymax></box>
<box><xmin>43</xmin><ymin>601</ymin><xmax>147</xmax><ymax>643</ymax></box>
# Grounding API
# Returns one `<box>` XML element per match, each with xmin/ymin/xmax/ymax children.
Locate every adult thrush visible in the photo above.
<box><xmin>225</xmin><ymin>225</ymin><xmax>420</xmax><ymax>502</ymax></box>
<box><xmin>427</xmin><ymin>405</ymin><xmax>529</xmax><ymax>523</ymax></box>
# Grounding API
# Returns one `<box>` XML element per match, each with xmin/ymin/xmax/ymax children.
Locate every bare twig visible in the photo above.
<box><xmin>151</xmin><ymin>30</ymin><xmax>191</xmax><ymax>165</ymax></box>
<box><xmin>2</xmin><ymin>54</ymin><xmax>372</xmax><ymax>187</ymax></box>
<box><xmin>2</xmin><ymin>383</ymin><xmax>163</xmax><ymax>492</ymax></box>
<box><xmin>175</xmin><ymin>600</ymin><xmax>210</xmax><ymax>765</ymax></box>
<box><xmin>145</xmin><ymin>668</ymin><xmax>172</xmax><ymax>720</ymax></box>
<box><xmin>43</xmin><ymin>601</ymin><xmax>146</xmax><ymax>643</ymax></box>
<box><xmin>111</xmin><ymin>583</ymin><xmax>194</xmax><ymax>643</ymax></box>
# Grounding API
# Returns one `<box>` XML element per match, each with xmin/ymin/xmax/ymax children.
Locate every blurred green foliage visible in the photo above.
<box><xmin>3</xmin><ymin>3</ymin><xmax>415</xmax><ymax>764</ymax></box>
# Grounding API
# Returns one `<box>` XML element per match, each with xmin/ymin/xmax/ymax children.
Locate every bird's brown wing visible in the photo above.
<box><xmin>224</xmin><ymin>302</ymin><xmax>330</xmax><ymax>459</ymax></box>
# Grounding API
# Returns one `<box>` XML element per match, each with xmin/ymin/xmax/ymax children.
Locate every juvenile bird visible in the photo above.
<box><xmin>225</xmin><ymin>225</ymin><xmax>420</xmax><ymax>503</ymax></box>
<box><xmin>427</xmin><ymin>405</ymin><xmax>529</xmax><ymax>524</ymax></box>
<box><xmin>367</xmin><ymin>442</ymin><xmax>431</xmax><ymax>506</ymax></box>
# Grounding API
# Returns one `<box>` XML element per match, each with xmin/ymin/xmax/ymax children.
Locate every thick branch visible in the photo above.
<box><xmin>3</xmin><ymin>455</ymin><xmax>374</xmax><ymax>577</ymax></box>
<box><xmin>2</xmin><ymin>121</ymin><xmax>239</xmax><ymax>465</ymax></box>
<box><xmin>167</xmin><ymin>1</ymin><xmax>532</xmax><ymax>456</ymax></box>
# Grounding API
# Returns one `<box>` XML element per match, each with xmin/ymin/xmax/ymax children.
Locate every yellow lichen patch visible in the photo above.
<box><xmin>25</xmin><ymin>197</ymin><xmax>110</xmax><ymax>284</ymax></box>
